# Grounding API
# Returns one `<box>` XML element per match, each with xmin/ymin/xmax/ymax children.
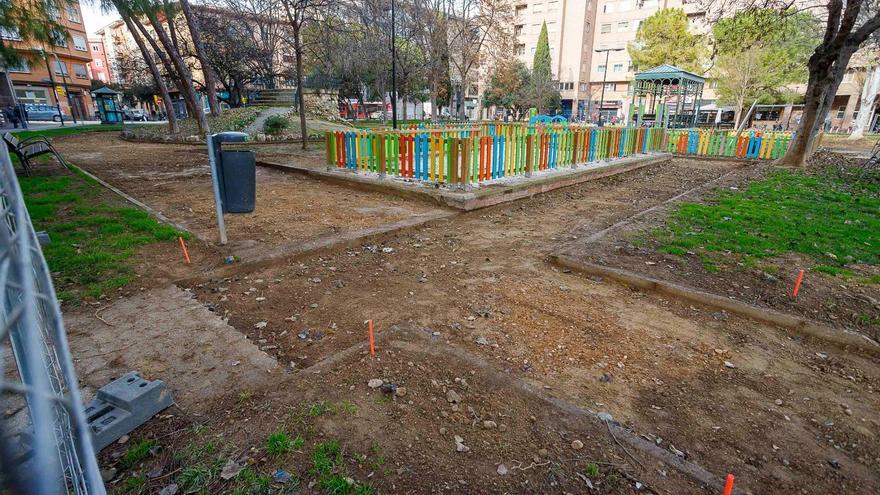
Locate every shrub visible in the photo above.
<box><xmin>264</xmin><ymin>115</ymin><xmax>291</xmax><ymax>135</ymax></box>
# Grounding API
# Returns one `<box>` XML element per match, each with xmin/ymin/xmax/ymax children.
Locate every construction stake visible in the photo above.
<box><xmin>792</xmin><ymin>269</ymin><xmax>805</xmax><ymax>298</ymax></box>
<box><xmin>723</xmin><ymin>474</ymin><xmax>734</xmax><ymax>495</ymax></box>
<box><xmin>368</xmin><ymin>319</ymin><xmax>375</xmax><ymax>356</ymax></box>
<box><xmin>178</xmin><ymin>236</ymin><xmax>191</xmax><ymax>264</ymax></box>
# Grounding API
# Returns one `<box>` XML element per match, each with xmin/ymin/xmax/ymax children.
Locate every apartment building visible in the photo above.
<box><xmin>1</xmin><ymin>0</ymin><xmax>95</xmax><ymax>120</ymax></box>
<box><xmin>87</xmin><ymin>37</ymin><xmax>113</xmax><ymax>84</ymax></box>
<box><xmin>508</xmin><ymin>0</ymin><xmax>598</xmax><ymax>119</ymax></box>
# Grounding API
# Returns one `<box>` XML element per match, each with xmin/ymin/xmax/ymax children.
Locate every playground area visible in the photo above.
<box><xmin>18</xmin><ymin>126</ymin><xmax>880</xmax><ymax>494</ymax></box>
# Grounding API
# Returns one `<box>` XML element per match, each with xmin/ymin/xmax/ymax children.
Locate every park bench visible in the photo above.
<box><xmin>3</xmin><ymin>132</ymin><xmax>69</xmax><ymax>176</ymax></box>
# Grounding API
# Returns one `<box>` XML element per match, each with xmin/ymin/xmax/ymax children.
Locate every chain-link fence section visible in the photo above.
<box><xmin>0</xmin><ymin>145</ymin><xmax>105</xmax><ymax>494</ymax></box>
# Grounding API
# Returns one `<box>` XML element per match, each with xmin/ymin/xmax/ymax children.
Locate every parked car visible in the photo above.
<box><xmin>123</xmin><ymin>108</ymin><xmax>148</xmax><ymax>121</ymax></box>
<box><xmin>24</xmin><ymin>104</ymin><xmax>69</xmax><ymax>122</ymax></box>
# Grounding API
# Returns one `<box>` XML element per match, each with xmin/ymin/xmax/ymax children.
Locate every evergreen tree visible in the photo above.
<box><xmin>532</xmin><ymin>22</ymin><xmax>552</xmax><ymax>81</ymax></box>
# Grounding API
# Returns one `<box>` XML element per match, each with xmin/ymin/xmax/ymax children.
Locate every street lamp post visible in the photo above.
<box><xmin>390</xmin><ymin>0</ymin><xmax>398</xmax><ymax>129</ymax></box>
<box><xmin>594</xmin><ymin>48</ymin><xmax>623</xmax><ymax>126</ymax></box>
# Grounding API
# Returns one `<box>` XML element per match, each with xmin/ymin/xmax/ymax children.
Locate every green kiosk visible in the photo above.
<box><xmin>92</xmin><ymin>86</ymin><xmax>124</xmax><ymax>124</ymax></box>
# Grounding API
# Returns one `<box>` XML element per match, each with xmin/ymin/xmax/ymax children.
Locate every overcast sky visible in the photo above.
<box><xmin>82</xmin><ymin>1</ymin><xmax>120</xmax><ymax>36</ymax></box>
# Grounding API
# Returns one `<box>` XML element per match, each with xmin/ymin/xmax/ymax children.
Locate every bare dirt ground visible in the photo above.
<box><xmin>53</xmin><ymin>134</ymin><xmax>446</xmax><ymax>261</ymax></box>
<box><xmin>52</xmin><ymin>136</ymin><xmax>880</xmax><ymax>494</ymax></box>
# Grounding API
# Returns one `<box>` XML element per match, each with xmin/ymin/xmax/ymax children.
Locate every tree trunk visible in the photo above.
<box><xmin>130</xmin><ymin>17</ymin><xmax>198</xmax><ymax>121</ymax></box>
<box><xmin>122</xmin><ymin>13</ymin><xmax>178</xmax><ymax>134</ymax></box>
<box><xmin>430</xmin><ymin>89</ymin><xmax>437</xmax><ymax>120</ymax></box>
<box><xmin>402</xmin><ymin>96</ymin><xmax>408</xmax><ymax>120</ymax></box>
<box><xmin>294</xmin><ymin>25</ymin><xmax>308</xmax><ymax>150</ymax></box>
<box><xmin>179</xmin><ymin>0</ymin><xmax>220</xmax><ymax>116</ymax></box>
<box><xmin>849</xmin><ymin>65</ymin><xmax>880</xmax><ymax>139</ymax></box>
<box><xmin>146</xmin><ymin>10</ymin><xmax>210</xmax><ymax>135</ymax></box>
<box><xmin>778</xmin><ymin>48</ymin><xmax>855</xmax><ymax>166</ymax></box>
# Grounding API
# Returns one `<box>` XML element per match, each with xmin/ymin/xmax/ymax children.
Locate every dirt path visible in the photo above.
<box><xmin>55</xmin><ymin>135</ymin><xmax>879</xmax><ymax>493</ymax></box>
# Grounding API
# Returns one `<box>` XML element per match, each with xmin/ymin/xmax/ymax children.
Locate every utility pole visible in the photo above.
<box><xmin>594</xmin><ymin>47</ymin><xmax>623</xmax><ymax>126</ymax></box>
<box><xmin>390</xmin><ymin>0</ymin><xmax>398</xmax><ymax>129</ymax></box>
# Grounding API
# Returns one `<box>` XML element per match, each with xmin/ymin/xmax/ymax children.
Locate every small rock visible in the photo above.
<box><xmin>309</xmin><ymin>303</ymin><xmax>319</xmax><ymax>309</ymax></box>
<box><xmin>475</xmin><ymin>336</ymin><xmax>489</xmax><ymax>346</ymax></box>
<box><xmin>670</xmin><ymin>445</ymin><xmax>686</xmax><ymax>458</ymax></box>
<box><xmin>454</xmin><ymin>435</ymin><xmax>464</xmax><ymax>443</ymax></box>
<box><xmin>367</xmin><ymin>378</ymin><xmax>383</xmax><ymax>388</ymax></box>
<box><xmin>828</xmin><ymin>459</ymin><xmax>840</xmax><ymax>470</ymax></box>
<box><xmin>724</xmin><ymin>361</ymin><xmax>737</xmax><ymax>369</ymax></box>
<box><xmin>255</xmin><ymin>297</ymin><xmax>266</xmax><ymax>302</ymax></box>
<box><xmin>439</xmin><ymin>427</ymin><xmax>447</xmax><ymax>434</ymax></box>
<box><xmin>456</xmin><ymin>443</ymin><xmax>470</xmax><ymax>452</ymax></box>
<box><xmin>395</xmin><ymin>387</ymin><xmax>408</xmax><ymax>397</ymax></box>
<box><xmin>571</xmin><ymin>440</ymin><xmax>584</xmax><ymax>450</ymax></box>
<box><xmin>597</xmin><ymin>412</ymin><xmax>613</xmax><ymax>422</ymax></box>
<box><xmin>158</xmin><ymin>484</ymin><xmax>179</xmax><ymax>495</ymax></box>
<box><xmin>220</xmin><ymin>459</ymin><xmax>245</xmax><ymax>480</ymax></box>
<box><xmin>254</xmin><ymin>321</ymin><xmax>267</xmax><ymax>329</ymax></box>
<box><xmin>446</xmin><ymin>390</ymin><xmax>462</xmax><ymax>403</ymax></box>
<box><xmin>496</xmin><ymin>464</ymin><xmax>508</xmax><ymax>475</ymax></box>
<box><xmin>816</xmin><ymin>352</ymin><xmax>828</xmax><ymax>359</ymax></box>
<box><xmin>538</xmin><ymin>448</ymin><xmax>549</xmax><ymax>457</ymax></box>
<box><xmin>483</xmin><ymin>420</ymin><xmax>497</xmax><ymax>429</ymax></box>
<box><xmin>146</xmin><ymin>467</ymin><xmax>164</xmax><ymax>479</ymax></box>
<box><xmin>117</xmin><ymin>435</ymin><xmax>129</xmax><ymax>444</ymax></box>
<box><xmin>382</xmin><ymin>247</ymin><xmax>394</xmax><ymax>253</ymax></box>
<box><xmin>100</xmin><ymin>468</ymin><xmax>117</xmax><ymax>482</ymax></box>
<box><xmin>775</xmin><ymin>399</ymin><xmax>784</xmax><ymax>406</ymax></box>
<box><xmin>498</xmin><ymin>424</ymin><xmax>508</xmax><ymax>432</ymax></box>
<box><xmin>380</xmin><ymin>383</ymin><xmax>398</xmax><ymax>394</ymax></box>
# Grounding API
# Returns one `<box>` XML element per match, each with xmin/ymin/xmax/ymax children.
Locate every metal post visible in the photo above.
<box><xmin>391</xmin><ymin>0</ymin><xmax>398</xmax><ymax>129</ymax></box>
<box><xmin>53</xmin><ymin>53</ymin><xmax>77</xmax><ymax>124</ymax></box>
<box><xmin>598</xmin><ymin>50</ymin><xmax>610</xmax><ymax>126</ymax></box>
<box><xmin>206</xmin><ymin>133</ymin><xmax>227</xmax><ymax>244</ymax></box>
<box><xmin>42</xmin><ymin>50</ymin><xmax>64</xmax><ymax>126</ymax></box>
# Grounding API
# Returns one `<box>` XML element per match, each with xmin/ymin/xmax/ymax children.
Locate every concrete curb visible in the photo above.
<box><xmin>258</xmin><ymin>153</ymin><xmax>672</xmax><ymax>211</ymax></box>
<box><xmin>548</xmin><ymin>255</ymin><xmax>880</xmax><ymax>356</ymax></box>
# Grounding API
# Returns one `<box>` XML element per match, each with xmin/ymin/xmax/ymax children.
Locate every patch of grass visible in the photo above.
<box><xmin>123</xmin><ymin>475</ymin><xmax>146</xmax><ymax>494</ymax></box>
<box><xmin>307</xmin><ymin>401</ymin><xmax>334</xmax><ymax>417</ymax></box>
<box><xmin>177</xmin><ymin>458</ymin><xmax>223</xmax><ymax>492</ymax></box>
<box><xmin>232</xmin><ymin>467</ymin><xmax>272</xmax><ymax>495</ymax></box>
<box><xmin>309</xmin><ymin>441</ymin><xmax>374</xmax><ymax>495</ymax></box>
<box><xmin>266</xmin><ymin>431</ymin><xmax>294</xmax><ymax>457</ymax></box>
<box><xmin>292</xmin><ymin>435</ymin><xmax>305</xmax><ymax>450</ymax></box>
<box><xmin>10</xmin><ymin>124</ymin><xmax>125</xmax><ymax>141</ymax></box>
<box><xmin>311</xmin><ymin>440</ymin><xmax>342</xmax><ymax>477</ymax></box>
<box><xmin>338</xmin><ymin>401</ymin><xmax>358</xmax><ymax>414</ymax></box>
<box><xmin>21</xmin><ymin>172</ymin><xmax>185</xmax><ymax>303</ymax></box>
<box><xmin>122</xmin><ymin>439</ymin><xmax>156</xmax><ymax>467</ymax></box>
<box><xmin>813</xmin><ymin>265</ymin><xmax>855</xmax><ymax>277</ymax></box>
<box><xmin>658</xmin><ymin>168</ymin><xmax>880</xmax><ymax>274</ymax></box>
<box><xmin>584</xmin><ymin>462</ymin><xmax>600</xmax><ymax>477</ymax></box>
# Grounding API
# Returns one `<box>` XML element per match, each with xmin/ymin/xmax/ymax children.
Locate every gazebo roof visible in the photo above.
<box><xmin>634</xmin><ymin>64</ymin><xmax>705</xmax><ymax>84</ymax></box>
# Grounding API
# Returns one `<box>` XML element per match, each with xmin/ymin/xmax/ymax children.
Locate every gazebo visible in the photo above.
<box><xmin>628</xmin><ymin>64</ymin><xmax>705</xmax><ymax>129</ymax></box>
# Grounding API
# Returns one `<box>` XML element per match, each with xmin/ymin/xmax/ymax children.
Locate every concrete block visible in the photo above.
<box><xmin>85</xmin><ymin>371</ymin><xmax>174</xmax><ymax>451</ymax></box>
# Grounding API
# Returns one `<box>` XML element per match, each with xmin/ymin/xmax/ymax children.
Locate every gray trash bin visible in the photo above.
<box><xmin>220</xmin><ymin>150</ymin><xmax>256</xmax><ymax>213</ymax></box>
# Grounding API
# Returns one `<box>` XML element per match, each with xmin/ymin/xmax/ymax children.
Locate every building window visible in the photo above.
<box><xmin>603</xmin><ymin>2</ymin><xmax>615</xmax><ymax>13</ymax></box>
<box><xmin>92</xmin><ymin>44</ymin><xmax>100</xmax><ymax>51</ymax></box>
<box><xmin>73</xmin><ymin>63</ymin><xmax>88</xmax><ymax>78</ymax></box>
<box><xmin>613</xmin><ymin>63</ymin><xmax>624</xmax><ymax>72</ymax></box>
<box><xmin>0</xmin><ymin>26</ymin><xmax>22</xmax><ymax>41</ymax></box>
<box><xmin>48</xmin><ymin>2</ymin><xmax>61</xmax><ymax>20</ymax></box>
<box><xmin>515</xmin><ymin>44</ymin><xmax>525</xmax><ymax>56</ymax></box>
<box><xmin>54</xmin><ymin>60</ymin><xmax>68</xmax><ymax>76</ymax></box>
<box><xmin>514</xmin><ymin>24</ymin><xmax>523</xmax><ymax>36</ymax></box>
<box><xmin>579</xmin><ymin>83</ymin><xmax>588</xmax><ymax>91</ymax></box>
<box><xmin>618</xmin><ymin>21</ymin><xmax>629</xmax><ymax>31</ymax></box>
<box><xmin>515</xmin><ymin>4</ymin><xmax>526</xmax><ymax>17</ymax></box>
<box><xmin>7</xmin><ymin>59</ymin><xmax>30</xmax><ymax>73</ymax></box>
<box><xmin>836</xmin><ymin>105</ymin><xmax>846</xmax><ymax>119</ymax></box>
<box><xmin>66</xmin><ymin>4</ymin><xmax>80</xmax><ymax>22</ymax></box>
<box><xmin>600</xmin><ymin>23</ymin><xmax>611</xmax><ymax>33</ymax></box>
<box><xmin>638</xmin><ymin>0</ymin><xmax>658</xmax><ymax>8</ymax></box>
<box><xmin>842</xmin><ymin>71</ymin><xmax>854</xmax><ymax>83</ymax></box>
<box><xmin>597</xmin><ymin>64</ymin><xmax>606</xmax><ymax>73</ymax></box>
<box><xmin>559</xmin><ymin>82</ymin><xmax>574</xmax><ymax>91</ymax></box>
<box><xmin>95</xmin><ymin>59</ymin><xmax>103</xmax><ymax>67</ymax></box>
<box><xmin>51</xmin><ymin>29</ymin><xmax>68</xmax><ymax>47</ymax></box>
<box><xmin>14</xmin><ymin>87</ymin><xmax>50</xmax><ymax>104</ymax></box>
<box><xmin>98</xmin><ymin>73</ymin><xmax>106</xmax><ymax>82</ymax></box>
<box><xmin>604</xmin><ymin>83</ymin><xmax>616</xmax><ymax>91</ymax></box>
<box><xmin>73</xmin><ymin>35</ymin><xmax>87</xmax><ymax>51</ymax></box>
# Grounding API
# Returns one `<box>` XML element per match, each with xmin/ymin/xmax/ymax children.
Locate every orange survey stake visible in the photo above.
<box><xmin>792</xmin><ymin>269</ymin><xmax>805</xmax><ymax>298</ymax></box>
<box><xmin>178</xmin><ymin>236</ymin><xmax>191</xmax><ymax>264</ymax></box>
<box><xmin>723</xmin><ymin>474</ymin><xmax>734</xmax><ymax>495</ymax></box>
<box><xmin>368</xmin><ymin>319</ymin><xmax>375</xmax><ymax>356</ymax></box>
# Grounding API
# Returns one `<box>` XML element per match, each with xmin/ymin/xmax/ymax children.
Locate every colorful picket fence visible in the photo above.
<box><xmin>667</xmin><ymin>129</ymin><xmax>793</xmax><ymax>160</ymax></box>
<box><xmin>324</xmin><ymin>126</ymin><xmax>665</xmax><ymax>185</ymax></box>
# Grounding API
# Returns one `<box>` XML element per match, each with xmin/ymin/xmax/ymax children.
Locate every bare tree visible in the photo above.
<box><xmin>413</xmin><ymin>0</ymin><xmax>452</xmax><ymax>119</ymax></box>
<box><xmin>179</xmin><ymin>0</ymin><xmax>221</xmax><ymax>114</ymax></box>
<box><xmin>277</xmin><ymin>0</ymin><xmax>333</xmax><ymax>149</ymax></box>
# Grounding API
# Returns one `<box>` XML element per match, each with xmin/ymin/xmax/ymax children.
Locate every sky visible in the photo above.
<box><xmin>82</xmin><ymin>1</ymin><xmax>120</xmax><ymax>36</ymax></box>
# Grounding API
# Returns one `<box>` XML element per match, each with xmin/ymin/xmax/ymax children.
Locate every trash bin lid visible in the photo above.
<box><xmin>213</xmin><ymin>131</ymin><xmax>249</xmax><ymax>143</ymax></box>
